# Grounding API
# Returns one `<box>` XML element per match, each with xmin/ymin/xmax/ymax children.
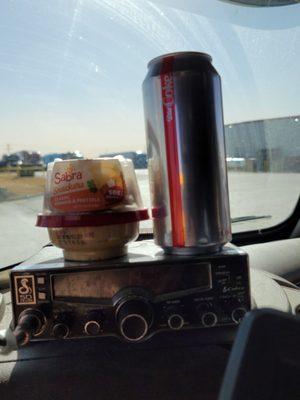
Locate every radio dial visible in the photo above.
<box><xmin>201</xmin><ymin>312</ymin><xmax>217</xmax><ymax>327</ymax></box>
<box><xmin>231</xmin><ymin>307</ymin><xmax>247</xmax><ymax>324</ymax></box>
<box><xmin>52</xmin><ymin>323</ymin><xmax>69</xmax><ymax>339</ymax></box>
<box><xmin>84</xmin><ymin>320</ymin><xmax>101</xmax><ymax>336</ymax></box>
<box><xmin>117</xmin><ymin>299</ymin><xmax>153</xmax><ymax>342</ymax></box>
<box><xmin>52</xmin><ymin>312</ymin><xmax>73</xmax><ymax>339</ymax></box>
<box><xmin>167</xmin><ymin>314</ymin><xmax>184</xmax><ymax>330</ymax></box>
<box><xmin>84</xmin><ymin>311</ymin><xmax>102</xmax><ymax>336</ymax></box>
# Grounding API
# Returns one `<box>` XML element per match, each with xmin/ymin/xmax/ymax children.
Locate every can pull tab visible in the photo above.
<box><xmin>13</xmin><ymin>309</ymin><xmax>46</xmax><ymax>347</ymax></box>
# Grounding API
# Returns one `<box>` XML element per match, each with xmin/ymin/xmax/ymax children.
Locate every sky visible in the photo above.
<box><xmin>0</xmin><ymin>0</ymin><xmax>299</xmax><ymax>158</ymax></box>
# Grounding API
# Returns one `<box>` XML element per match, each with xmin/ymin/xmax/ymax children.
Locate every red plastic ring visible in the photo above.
<box><xmin>36</xmin><ymin>208</ymin><xmax>149</xmax><ymax>228</ymax></box>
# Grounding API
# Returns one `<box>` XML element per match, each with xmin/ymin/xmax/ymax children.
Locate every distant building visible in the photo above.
<box><xmin>42</xmin><ymin>151</ymin><xmax>83</xmax><ymax>165</ymax></box>
<box><xmin>99</xmin><ymin>151</ymin><xmax>147</xmax><ymax>169</ymax></box>
<box><xmin>2</xmin><ymin>151</ymin><xmax>42</xmax><ymax>166</ymax></box>
<box><xmin>225</xmin><ymin>115</ymin><xmax>300</xmax><ymax>172</ymax></box>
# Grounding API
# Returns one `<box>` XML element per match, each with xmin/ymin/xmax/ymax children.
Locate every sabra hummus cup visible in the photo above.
<box><xmin>37</xmin><ymin>158</ymin><xmax>149</xmax><ymax>261</ymax></box>
<box><xmin>37</xmin><ymin>209</ymin><xmax>149</xmax><ymax>261</ymax></box>
<box><xmin>44</xmin><ymin>158</ymin><xmax>127</xmax><ymax>213</ymax></box>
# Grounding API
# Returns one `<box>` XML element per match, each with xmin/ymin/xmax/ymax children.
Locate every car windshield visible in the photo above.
<box><xmin>0</xmin><ymin>0</ymin><xmax>299</xmax><ymax>267</ymax></box>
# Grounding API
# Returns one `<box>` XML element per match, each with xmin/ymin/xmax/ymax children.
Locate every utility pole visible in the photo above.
<box><xmin>6</xmin><ymin>143</ymin><xmax>11</xmax><ymax>155</ymax></box>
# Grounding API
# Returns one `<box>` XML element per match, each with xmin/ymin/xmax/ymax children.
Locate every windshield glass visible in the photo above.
<box><xmin>0</xmin><ymin>0</ymin><xmax>300</xmax><ymax>266</ymax></box>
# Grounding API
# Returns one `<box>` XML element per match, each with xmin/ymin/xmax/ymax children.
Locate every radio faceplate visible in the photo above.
<box><xmin>11</xmin><ymin>240</ymin><xmax>251</xmax><ymax>344</ymax></box>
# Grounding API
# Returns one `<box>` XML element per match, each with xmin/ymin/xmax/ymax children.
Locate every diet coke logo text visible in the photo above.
<box><xmin>162</xmin><ymin>73</ymin><xmax>174</xmax><ymax>123</ymax></box>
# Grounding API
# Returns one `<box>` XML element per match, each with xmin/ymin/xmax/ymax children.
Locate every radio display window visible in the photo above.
<box><xmin>52</xmin><ymin>263</ymin><xmax>212</xmax><ymax>301</ymax></box>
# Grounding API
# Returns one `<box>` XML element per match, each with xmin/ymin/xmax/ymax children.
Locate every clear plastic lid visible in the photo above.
<box><xmin>42</xmin><ymin>157</ymin><xmax>144</xmax><ymax>214</ymax></box>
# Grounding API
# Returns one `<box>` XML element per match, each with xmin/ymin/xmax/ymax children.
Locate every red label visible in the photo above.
<box><xmin>160</xmin><ymin>58</ymin><xmax>185</xmax><ymax>246</ymax></box>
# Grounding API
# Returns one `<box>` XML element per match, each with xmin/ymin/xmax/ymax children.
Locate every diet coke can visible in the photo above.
<box><xmin>142</xmin><ymin>52</ymin><xmax>231</xmax><ymax>254</ymax></box>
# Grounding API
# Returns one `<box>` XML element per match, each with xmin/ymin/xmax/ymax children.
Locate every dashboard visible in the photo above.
<box><xmin>0</xmin><ymin>238</ymin><xmax>300</xmax><ymax>400</ymax></box>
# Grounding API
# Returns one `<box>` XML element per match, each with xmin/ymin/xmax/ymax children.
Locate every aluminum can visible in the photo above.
<box><xmin>142</xmin><ymin>52</ymin><xmax>231</xmax><ymax>254</ymax></box>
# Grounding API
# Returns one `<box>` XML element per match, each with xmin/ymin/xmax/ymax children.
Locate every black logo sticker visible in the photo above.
<box><xmin>14</xmin><ymin>275</ymin><xmax>36</xmax><ymax>305</ymax></box>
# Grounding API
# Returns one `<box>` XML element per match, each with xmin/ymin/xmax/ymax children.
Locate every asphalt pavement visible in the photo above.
<box><xmin>0</xmin><ymin>196</ymin><xmax>48</xmax><ymax>268</ymax></box>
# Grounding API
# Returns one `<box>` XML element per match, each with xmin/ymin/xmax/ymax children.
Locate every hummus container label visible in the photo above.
<box><xmin>49</xmin><ymin>159</ymin><xmax>125</xmax><ymax>212</ymax></box>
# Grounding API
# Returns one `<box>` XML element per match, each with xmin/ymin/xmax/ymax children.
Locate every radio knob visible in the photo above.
<box><xmin>84</xmin><ymin>320</ymin><xmax>101</xmax><ymax>336</ymax></box>
<box><xmin>231</xmin><ymin>307</ymin><xmax>247</xmax><ymax>324</ymax></box>
<box><xmin>117</xmin><ymin>299</ymin><xmax>153</xmax><ymax>342</ymax></box>
<box><xmin>14</xmin><ymin>309</ymin><xmax>46</xmax><ymax>346</ymax></box>
<box><xmin>52</xmin><ymin>323</ymin><xmax>69</xmax><ymax>339</ymax></box>
<box><xmin>167</xmin><ymin>314</ymin><xmax>184</xmax><ymax>330</ymax></box>
<box><xmin>84</xmin><ymin>311</ymin><xmax>102</xmax><ymax>336</ymax></box>
<box><xmin>201</xmin><ymin>312</ymin><xmax>217</xmax><ymax>327</ymax></box>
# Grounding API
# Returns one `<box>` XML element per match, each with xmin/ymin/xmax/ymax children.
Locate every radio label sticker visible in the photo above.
<box><xmin>14</xmin><ymin>275</ymin><xmax>36</xmax><ymax>305</ymax></box>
